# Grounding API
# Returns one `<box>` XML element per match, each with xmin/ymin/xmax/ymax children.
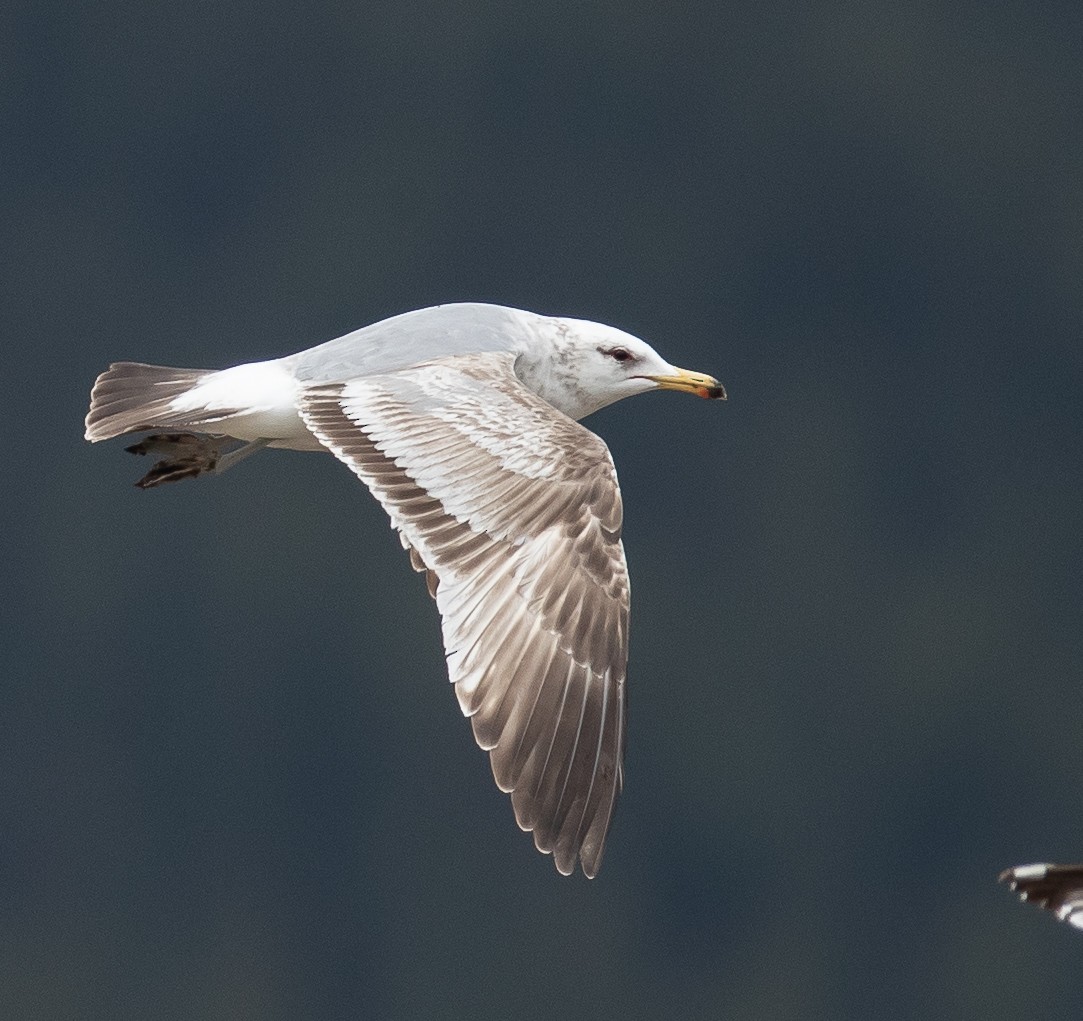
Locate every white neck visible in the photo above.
<box><xmin>511</xmin><ymin>315</ymin><xmax>631</xmax><ymax>420</ymax></box>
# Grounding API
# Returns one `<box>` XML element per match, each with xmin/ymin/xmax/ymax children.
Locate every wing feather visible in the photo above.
<box><xmin>298</xmin><ymin>352</ymin><xmax>629</xmax><ymax>877</ymax></box>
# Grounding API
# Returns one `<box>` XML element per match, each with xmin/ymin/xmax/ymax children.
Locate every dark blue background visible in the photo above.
<box><xmin>5</xmin><ymin>2</ymin><xmax>1082</xmax><ymax>1018</ymax></box>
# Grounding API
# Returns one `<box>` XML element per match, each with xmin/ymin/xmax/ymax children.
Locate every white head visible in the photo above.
<box><xmin>515</xmin><ymin>314</ymin><xmax>726</xmax><ymax>420</ymax></box>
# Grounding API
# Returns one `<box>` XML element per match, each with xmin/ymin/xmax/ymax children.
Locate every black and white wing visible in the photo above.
<box><xmin>1000</xmin><ymin>863</ymin><xmax>1083</xmax><ymax>929</ymax></box>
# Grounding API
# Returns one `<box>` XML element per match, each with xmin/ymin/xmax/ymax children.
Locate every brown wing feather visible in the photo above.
<box><xmin>1000</xmin><ymin>863</ymin><xmax>1083</xmax><ymax>927</ymax></box>
<box><xmin>299</xmin><ymin>352</ymin><xmax>629</xmax><ymax>877</ymax></box>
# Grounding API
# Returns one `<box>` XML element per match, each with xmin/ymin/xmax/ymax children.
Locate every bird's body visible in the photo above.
<box><xmin>85</xmin><ymin>302</ymin><xmax>725</xmax><ymax>876</ymax></box>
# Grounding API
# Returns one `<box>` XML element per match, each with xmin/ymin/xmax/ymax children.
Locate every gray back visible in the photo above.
<box><xmin>283</xmin><ymin>303</ymin><xmax>535</xmax><ymax>384</ymax></box>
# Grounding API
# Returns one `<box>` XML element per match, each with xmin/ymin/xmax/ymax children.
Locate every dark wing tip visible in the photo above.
<box><xmin>999</xmin><ymin>863</ymin><xmax>1083</xmax><ymax>927</ymax></box>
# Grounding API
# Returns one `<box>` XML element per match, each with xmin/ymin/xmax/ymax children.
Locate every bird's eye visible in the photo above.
<box><xmin>607</xmin><ymin>347</ymin><xmax>633</xmax><ymax>363</ymax></box>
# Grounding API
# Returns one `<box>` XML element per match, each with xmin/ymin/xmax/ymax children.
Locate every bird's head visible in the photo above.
<box><xmin>519</xmin><ymin>315</ymin><xmax>726</xmax><ymax>419</ymax></box>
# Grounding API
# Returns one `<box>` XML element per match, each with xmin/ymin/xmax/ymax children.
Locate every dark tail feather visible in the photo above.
<box><xmin>84</xmin><ymin>362</ymin><xmax>214</xmax><ymax>442</ymax></box>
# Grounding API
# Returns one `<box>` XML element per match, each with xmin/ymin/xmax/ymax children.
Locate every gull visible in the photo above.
<box><xmin>999</xmin><ymin>863</ymin><xmax>1083</xmax><ymax>929</ymax></box>
<box><xmin>85</xmin><ymin>302</ymin><xmax>725</xmax><ymax>876</ymax></box>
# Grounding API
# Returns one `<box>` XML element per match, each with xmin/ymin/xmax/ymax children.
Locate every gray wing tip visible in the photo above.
<box><xmin>501</xmin><ymin>770</ymin><xmax>615</xmax><ymax>878</ymax></box>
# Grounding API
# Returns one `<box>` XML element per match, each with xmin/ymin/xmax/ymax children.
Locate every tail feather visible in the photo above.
<box><xmin>84</xmin><ymin>362</ymin><xmax>231</xmax><ymax>442</ymax></box>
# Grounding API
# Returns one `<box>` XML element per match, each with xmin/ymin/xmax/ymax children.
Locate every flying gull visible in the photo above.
<box><xmin>999</xmin><ymin>863</ymin><xmax>1083</xmax><ymax>929</ymax></box>
<box><xmin>85</xmin><ymin>302</ymin><xmax>725</xmax><ymax>876</ymax></box>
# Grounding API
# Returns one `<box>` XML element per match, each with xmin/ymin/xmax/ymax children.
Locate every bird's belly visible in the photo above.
<box><xmin>225</xmin><ymin>408</ymin><xmax>326</xmax><ymax>451</ymax></box>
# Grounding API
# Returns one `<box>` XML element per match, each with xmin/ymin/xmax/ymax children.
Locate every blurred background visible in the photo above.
<box><xmin>4</xmin><ymin>1</ymin><xmax>1082</xmax><ymax>1018</ymax></box>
